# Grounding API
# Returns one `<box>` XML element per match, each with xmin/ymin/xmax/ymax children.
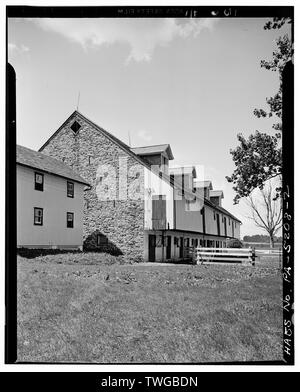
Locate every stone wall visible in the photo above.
<box><xmin>41</xmin><ymin>112</ymin><xmax>145</xmax><ymax>261</ymax></box>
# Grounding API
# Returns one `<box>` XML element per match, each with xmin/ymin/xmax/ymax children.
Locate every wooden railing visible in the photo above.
<box><xmin>194</xmin><ymin>247</ymin><xmax>256</xmax><ymax>265</ymax></box>
<box><xmin>255</xmin><ymin>248</ymin><xmax>282</xmax><ymax>256</ymax></box>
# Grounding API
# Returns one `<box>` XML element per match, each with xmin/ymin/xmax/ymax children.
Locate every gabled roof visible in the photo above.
<box><xmin>17</xmin><ymin>145</ymin><xmax>90</xmax><ymax>186</ymax></box>
<box><xmin>39</xmin><ymin>110</ymin><xmax>179</xmax><ymax>192</ymax></box>
<box><xmin>194</xmin><ymin>180</ymin><xmax>213</xmax><ymax>190</ymax></box>
<box><xmin>131</xmin><ymin>144</ymin><xmax>174</xmax><ymax>160</ymax></box>
<box><xmin>39</xmin><ymin>110</ymin><xmax>131</xmax><ymax>153</ymax></box>
<box><xmin>38</xmin><ymin>111</ymin><xmax>241</xmax><ymax>223</ymax></box>
<box><xmin>210</xmin><ymin>190</ymin><xmax>224</xmax><ymax>199</ymax></box>
<box><xmin>169</xmin><ymin>166</ymin><xmax>197</xmax><ymax>178</ymax></box>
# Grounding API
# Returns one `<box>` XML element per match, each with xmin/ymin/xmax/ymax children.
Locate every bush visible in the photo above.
<box><xmin>226</xmin><ymin>239</ymin><xmax>243</xmax><ymax>248</ymax></box>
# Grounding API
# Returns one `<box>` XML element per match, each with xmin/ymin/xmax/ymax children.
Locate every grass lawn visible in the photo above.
<box><xmin>17</xmin><ymin>253</ymin><xmax>283</xmax><ymax>363</ymax></box>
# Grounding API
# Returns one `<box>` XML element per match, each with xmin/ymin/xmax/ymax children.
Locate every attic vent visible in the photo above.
<box><xmin>70</xmin><ymin>121</ymin><xmax>81</xmax><ymax>133</ymax></box>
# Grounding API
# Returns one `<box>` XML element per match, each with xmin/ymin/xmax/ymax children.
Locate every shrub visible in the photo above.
<box><xmin>226</xmin><ymin>239</ymin><xmax>243</xmax><ymax>248</ymax></box>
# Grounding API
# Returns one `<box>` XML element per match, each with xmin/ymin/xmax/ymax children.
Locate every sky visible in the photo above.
<box><xmin>8</xmin><ymin>17</ymin><xmax>290</xmax><ymax>237</ymax></box>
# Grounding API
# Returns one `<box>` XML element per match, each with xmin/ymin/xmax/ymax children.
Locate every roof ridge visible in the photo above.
<box><xmin>131</xmin><ymin>143</ymin><xmax>170</xmax><ymax>148</ymax></box>
<box><xmin>37</xmin><ymin>111</ymin><xmax>240</xmax><ymax>221</ymax></box>
<box><xmin>75</xmin><ymin>111</ymin><xmax>130</xmax><ymax>149</ymax></box>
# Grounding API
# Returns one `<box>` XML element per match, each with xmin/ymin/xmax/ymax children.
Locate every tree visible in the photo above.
<box><xmin>245</xmin><ymin>181</ymin><xmax>282</xmax><ymax>248</ymax></box>
<box><xmin>253</xmin><ymin>33</ymin><xmax>293</xmax><ymax>131</ymax></box>
<box><xmin>226</xmin><ymin>17</ymin><xmax>292</xmax><ymax>202</ymax></box>
<box><xmin>263</xmin><ymin>17</ymin><xmax>292</xmax><ymax>31</ymax></box>
<box><xmin>243</xmin><ymin>234</ymin><xmax>281</xmax><ymax>243</ymax></box>
<box><xmin>226</xmin><ymin>238</ymin><xmax>243</xmax><ymax>248</ymax></box>
<box><xmin>226</xmin><ymin>132</ymin><xmax>282</xmax><ymax>204</ymax></box>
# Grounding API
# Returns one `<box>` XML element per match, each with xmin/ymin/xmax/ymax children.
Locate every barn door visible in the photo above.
<box><xmin>149</xmin><ymin>234</ymin><xmax>156</xmax><ymax>262</ymax></box>
<box><xmin>224</xmin><ymin>217</ymin><xmax>227</xmax><ymax>237</ymax></box>
<box><xmin>179</xmin><ymin>237</ymin><xmax>183</xmax><ymax>258</ymax></box>
<box><xmin>166</xmin><ymin>236</ymin><xmax>171</xmax><ymax>259</ymax></box>
<box><xmin>152</xmin><ymin>195</ymin><xmax>166</xmax><ymax>230</ymax></box>
<box><xmin>217</xmin><ymin>214</ymin><xmax>220</xmax><ymax>236</ymax></box>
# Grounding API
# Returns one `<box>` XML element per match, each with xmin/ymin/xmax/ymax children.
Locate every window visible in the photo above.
<box><xmin>67</xmin><ymin>212</ymin><xmax>74</xmax><ymax>228</ymax></box>
<box><xmin>97</xmin><ymin>234</ymin><xmax>108</xmax><ymax>247</ymax></box>
<box><xmin>34</xmin><ymin>207</ymin><xmax>43</xmax><ymax>226</ymax></box>
<box><xmin>70</xmin><ymin>120</ymin><xmax>81</xmax><ymax>133</ymax></box>
<box><xmin>174</xmin><ymin>237</ymin><xmax>178</xmax><ymax>246</ymax></box>
<box><xmin>34</xmin><ymin>172</ymin><xmax>44</xmax><ymax>191</ymax></box>
<box><xmin>186</xmin><ymin>198</ymin><xmax>196</xmax><ymax>211</ymax></box>
<box><xmin>88</xmin><ymin>155</ymin><xmax>94</xmax><ymax>165</ymax></box>
<box><xmin>67</xmin><ymin>181</ymin><xmax>74</xmax><ymax>198</ymax></box>
<box><xmin>161</xmin><ymin>156</ymin><xmax>168</xmax><ymax>173</ymax></box>
<box><xmin>186</xmin><ymin>199</ymin><xmax>190</xmax><ymax>211</ymax></box>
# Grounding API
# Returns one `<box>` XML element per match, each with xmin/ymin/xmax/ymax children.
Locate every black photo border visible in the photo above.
<box><xmin>5</xmin><ymin>5</ymin><xmax>294</xmax><ymax>366</ymax></box>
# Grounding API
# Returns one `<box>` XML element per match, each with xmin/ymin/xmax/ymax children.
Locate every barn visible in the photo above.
<box><xmin>34</xmin><ymin>110</ymin><xmax>242</xmax><ymax>261</ymax></box>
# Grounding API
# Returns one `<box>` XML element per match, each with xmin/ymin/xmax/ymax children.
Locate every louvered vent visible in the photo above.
<box><xmin>70</xmin><ymin>121</ymin><xmax>81</xmax><ymax>133</ymax></box>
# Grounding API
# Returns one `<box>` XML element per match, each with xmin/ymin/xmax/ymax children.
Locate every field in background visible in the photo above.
<box><xmin>243</xmin><ymin>242</ymin><xmax>282</xmax><ymax>249</ymax></box>
<box><xmin>17</xmin><ymin>253</ymin><xmax>283</xmax><ymax>363</ymax></box>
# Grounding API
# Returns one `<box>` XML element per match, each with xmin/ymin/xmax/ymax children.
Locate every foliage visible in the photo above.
<box><xmin>226</xmin><ymin>238</ymin><xmax>243</xmax><ymax>248</ymax></box>
<box><xmin>263</xmin><ymin>17</ymin><xmax>292</xmax><ymax>31</ymax></box>
<box><xmin>227</xmin><ymin>17</ymin><xmax>292</xmax><ymax>201</ymax></box>
<box><xmin>226</xmin><ymin>132</ymin><xmax>282</xmax><ymax>204</ymax></box>
<box><xmin>243</xmin><ymin>234</ymin><xmax>282</xmax><ymax>243</ymax></box>
<box><xmin>253</xmin><ymin>34</ymin><xmax>293</xmax><ymax>131</ymax></box>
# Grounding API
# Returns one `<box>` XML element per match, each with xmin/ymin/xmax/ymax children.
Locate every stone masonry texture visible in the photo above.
<box><xmin>41</xmin><ymin>112</ymin><xmax>145</xmax><ymax>261</ymax></box>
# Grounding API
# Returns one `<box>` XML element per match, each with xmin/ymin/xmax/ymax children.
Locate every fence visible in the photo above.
<box><xmin>194</xmin><ymin>247</ymin><xmax>255</xmax><ymax>265</ymax></box>
<box><xmin>255</xmin><ymin>248</ymin><xmax>282</xmax><ymax>256</ymax></box>
<box><xmin>255</xmin><ymin>247</ymin><xmax>283</xmax><ymax>269</ymax></box>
